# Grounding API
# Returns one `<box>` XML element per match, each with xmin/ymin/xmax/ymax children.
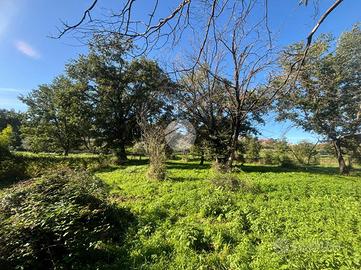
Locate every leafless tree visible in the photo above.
<box><xmin>173</xmin><ymin>1</ymin><xmax>275</xmax><ymax>169</ymax></box>
<box><xmin>55</xmin><ymin>0</ymin><xmax>345</xmax><ymax>67</ymax></box>
<box><xmin>137</xmin><ymin>114</ymin><xmax>167</xmax><ymax>180</ymax></box>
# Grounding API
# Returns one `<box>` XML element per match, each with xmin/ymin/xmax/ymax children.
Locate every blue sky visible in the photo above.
<box><xmin>0</xmin><ymin>0</ymin><xmax>360</xmax><ymax>143</ymax></box>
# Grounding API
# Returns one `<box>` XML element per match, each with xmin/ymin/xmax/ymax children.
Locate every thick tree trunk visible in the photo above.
<box><xmin>227</xmin><ymin>129</ymin><xmax>240</xmax><ymax>168</ymax></box>
<box><xmin>116</xmin><ymin>144</ymin><xmax>128</xmax><ymax>164</ymax></box>
<box><xmin>333</xmin><ymin>140</ymin><xmax>349</xmax><ymax>175</ymax></box>
<box><xmin>227</xmin><ymin>114</ymin><xmax>242</xmax><ymax>168</ymax></box>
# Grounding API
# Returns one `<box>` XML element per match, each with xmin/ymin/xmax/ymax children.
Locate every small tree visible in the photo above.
<box><xmin>132</xmin><ymin>141</ymin><xmax>146</xmax><ymax>160</ymax></box>
<box><xmin>0</xmin><ymin>110</ymin><xmax>22</xmax><ymax>150</ymax></box>
<box><xmin>0</xmin><ymin>125</ymin><xmax>13</xmax><ymax>157</ymax></box>
<box><xmin>273</xmin><ymin>139</ymin><xmax>293</xmax><ymax>167</ymax></box>
<box><xmin>244</xmin><ymin>137</ymin><xmax>262</xmax><ymax>163</ymax></box>
<box><xmin>291</xmin><ymin>140</ymin><xmax>319</xmax><ymax>165</ymax></box>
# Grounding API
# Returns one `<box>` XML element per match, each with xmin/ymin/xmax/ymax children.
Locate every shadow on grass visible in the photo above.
<box><xmin>167</xmin><ymin>176</ymin><xmax>202</xmax><ymax>182</ymax></box>
<box><xmin>239</xmin><ymin>164</ymin><xmax>361</xmax><ymax>177</ymax></box>
<box><xmin>94</xmin><ymin>166</ymin><xmax>123</xmax><ymax>173</ymax></box>
<box><xmin>0</xmin><ymin>177</ymin><xmax>27</xmax><ymax>189</ymax></box>
<box><xmin>124</xmin><ymin>159</ymin><xmax>149</xmax><ymax>166</ymax></box>
<box><xmin>166</xmin><ymin>161</ymin><xmax>211</xmax><ymax>170</ymax></box>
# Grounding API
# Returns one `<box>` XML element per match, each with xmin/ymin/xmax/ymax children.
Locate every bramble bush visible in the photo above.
<box><xmin>0</xmin><ymin>168</ymin><xmax>135</xmax><ymax>270</ymax></box>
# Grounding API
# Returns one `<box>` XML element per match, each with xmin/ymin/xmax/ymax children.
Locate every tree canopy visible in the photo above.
<box><xmin>276</xmin><ymin>25</ymin><xmax>361</xmax><ymax>174</ymax></box>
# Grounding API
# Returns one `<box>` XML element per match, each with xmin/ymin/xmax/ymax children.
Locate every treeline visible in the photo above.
<box><xmin>2</xmin><ymin>26</ymin><xmax>361</xmax><ymax>174</ymax></box>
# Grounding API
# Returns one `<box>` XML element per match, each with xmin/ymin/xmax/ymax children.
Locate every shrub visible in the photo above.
<box><xmin>244</xmin><ymin>137</ymin><xmax>262</xmax><ymax>163</ymax></box>
<box><xmin>0</xmin><ymin>125</ymin><xmax>12</xmax><ymax>157</ymax></box>
<box><xmin>176</xmin><ymin>225</ymin><xmax>213</xmax><ymax>252</ymax></box>
<box><xmin>0</xmin><ymin>126</ymin><xmax>25</xmax><ymax>183</ymax></box>
<box><xmin>211</xmin><ymin>173</ymin><xmax>241</xmax><ymax>191</ymax></box>
<box><xmin>0</xmin><ymin>169</ymin><xmax>135</xmax><ymax>269</ymax></box>
<box><xmin>210</xmin><ymin>173</ymin><xmax>259</xmax><ymax>193</ymax></box>
<box><xmin>139</xmin><ymin>122</ymin><xmax>167</xmax><ymax>181</ymax></box>
<box><xmin>291</xmin><ymin>140</ymin><xmax>320</xmax><ymax>165</ymax></box>
<box><xmin>0</xmin><ymin>157</ymin><xmax>26</xmax><ymax>183</ymax></box>
<box><xmin>262</xmin><ymin>150</ymin><xmax>276</xmax><ymax>165</ymax></box>
<box><xmin>211</xmin><ymin>160</ymin><xmax>231</xmax><ymax>173</ymax></box>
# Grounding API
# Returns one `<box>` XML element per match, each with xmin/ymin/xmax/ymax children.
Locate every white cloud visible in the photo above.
<box><xmin>15</xmin><ymin>41</ymin><xmax>40</xmax><ymax>59</ymax></box>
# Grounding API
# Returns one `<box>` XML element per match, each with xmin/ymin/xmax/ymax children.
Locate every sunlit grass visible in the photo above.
<box><xmin>96</xmin><ymin>160</ymin><xmax>361</xmax><ymax>269</ymax></box>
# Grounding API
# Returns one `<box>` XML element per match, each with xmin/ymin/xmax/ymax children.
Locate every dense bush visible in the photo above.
<box><xmin>0</xmin><ymin>125</ymin><xmax>12</xmax><ymax>156</ymax></box>
<box><xmin>16</xmin><ymin>153</ymin><xmax>113</xmax><ymax>177</ymax></box>
<box><xmin>0</xmin><ymin>126</ymin><xmax>25</xmax><ymax>182</ymax></box>
<box><xmin>0</xmin><ymin>152</ymin><xmax>114</xmax><ymax>183</ymax></box>
<box><xmin>291</xmin><ymin>140</ymin><xmax>320</xmax><ymax>165</ymax></box>
<box><xmin>243</xmin><ymin>137</ymin><xmax>262</xmax><ymax>163</ymax></box>
<box><xmin>0</xmin><ymin>169</ymin><xmax>135</xmax><ymax>269</ymax></box>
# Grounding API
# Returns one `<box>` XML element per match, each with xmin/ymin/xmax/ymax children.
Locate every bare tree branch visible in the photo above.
<box><xmin>54</xmin><ymin>0</ymin><xmax>98</xmax><ymax>39</ymax></box>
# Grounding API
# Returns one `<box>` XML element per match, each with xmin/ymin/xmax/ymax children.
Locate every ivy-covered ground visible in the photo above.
<box><xmin>96</xmin><ymin>160</ymin><xmax>361</xmax><ymax>269</ymax></box>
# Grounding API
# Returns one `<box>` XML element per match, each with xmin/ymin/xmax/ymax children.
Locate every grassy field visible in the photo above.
<box><xmin>93</xmin><ymin>160</ymin><xmax>361</xmax><ymax>269</ymax></box>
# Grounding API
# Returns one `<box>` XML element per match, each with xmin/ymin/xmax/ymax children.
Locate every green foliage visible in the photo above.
<box><xmin>291</xmin><ymin>140</ymin><xmax>320</xmax><ymax>165</ymax></box>
<box><xmin>262</xmin><ymin>150</ymin><xmax>276</xmax><ymax>165</ymax></box>
<box><xmin>210</xmin><ymin>173</ymin><xmax>259</xmax><ymax>193</ymax></box>
<box><xmin>20</xmin><ymin>76</ymin><xmax>92</xmax><ymax>155</ymax></box>
<box><xmin>66</xmin><ymin>35</ymin><xmax>174</xmax><ymax>162</ymax></box>
<box><xmin>243</xmin><ymin>137</ymin><xmax>262</xmax><ymax>162</ymax></box>
<box><xmin>1</xmin><ymin>152</ymin><xmax>113</xmax><ymax>184</ymax></box>
<box><xmin>17</xmin><ymin>152</ymin><xmax>113</xmax><ymax>178</ymax></box>
<box><xmin>95</xmin><ymin>160</ymin><xmax>361</xmax><ymax>269</ymax></box>
<box><xmin>260</xmin><ymin>139</ymin><xmax>294</xmax><ymax>167</ymax></box>
<box><xmin>277</xmin><ymin>25</ymin><xmax>361</xmax><ymax>173</ymax></box>
<box><xmin>273</xmin><ymin>139</ymin><xmax>294</xmax><ymax>167</ymax></box>
<box><xmin>0</xmin><ymin>126</ymin><xmax>24</xmax><ymax>183</ymax></box>
<box><xmin>0</xmin><ymin>110</ymin><xmax>22</xmax><ymax>149</ymax></box>
<box><xmin>0</xmin><ymin>169</ymin><xmax>134</xmax><ymax>269</ymax></box>
<box><xmin>0</xmin><ymin>125</ymin><xmax>12</xmax><ymax>156</ymax></box>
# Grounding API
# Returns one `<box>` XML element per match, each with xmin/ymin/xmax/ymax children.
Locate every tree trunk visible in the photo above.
<box><xmin>227</xmin><ymin>114</ymin><xmax>242</xmax><ymax>168</ymax></box>
<box><xmin>333</xmin><ymin>140</ymin><xmax>349</xmax><ymax>175</ymax></box>
<box><xmin>227</xmin><ymin>130</ymin><xmax>239</xmax><ymax>168</ymax></box>
<box><xmin>116</xmin><ymin>144</ymin><xmax>128</xmax><ymax>164</ymax></box>
<box><xmin>199</xmin><ymin>149</ymin><xmax>205</xmax><ymax>165</ymax></box>
<box><xmin>348</xmin><ymin>155</ymin><xmax>352</xmax><ymax>169</ymax></box>
<box><xmin>63</xmin><ymin>148</ymin><xmax>69</xmax><ymax>156</ymax></box>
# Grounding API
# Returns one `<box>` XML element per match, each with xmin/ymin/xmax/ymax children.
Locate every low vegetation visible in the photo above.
<box><xmin>0</xmin><ymin>169</ymin><xmax>134</xmax><ymax>269</ymax></box>
<box><xmin>95</xmin><ymin>160</ymin><xmax>361</xmax><ymax>269</ymax></box>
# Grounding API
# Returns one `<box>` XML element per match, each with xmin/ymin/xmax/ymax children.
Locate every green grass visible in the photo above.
<box><xmin>95</xmin><ymin>160</ymin><xmax>361</xmax><ymax>269</ymax></box>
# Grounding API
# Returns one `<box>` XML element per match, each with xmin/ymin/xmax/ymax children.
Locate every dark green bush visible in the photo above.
<box><xmin>1</xmin><ymin>153</ymin><xmax>113</xmax><ymax>182</ymax></box>
<box><xmin>17</xmin><ymin>154</ymin><xmax>112</xmax><ymax>176</ymax></box>
<box><xmin>0</xmin><ymin>156</ymin><xmax>26</xmax><ymax>183</ymax></box>
<box><xmin>0</xmin><ymin>126</ymin><xmax>26</xmax><ymax>183</ymax></box>
<box><xmin>0</xmin><ymin>169</ymin><xmax>135</xmax><ymax>270</ymax></box>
